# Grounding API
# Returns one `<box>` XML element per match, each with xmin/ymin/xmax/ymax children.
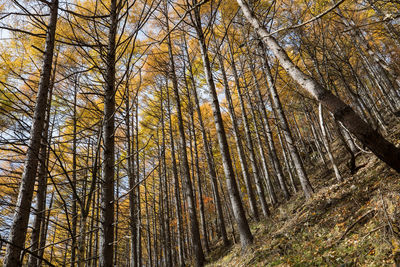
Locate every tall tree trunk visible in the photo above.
<box><xmin>27</xmin><ymin>61</ymin><xmax>56</xmax><ymax>267</ymax></box>
<box><xmin>243</xmin><ymin>50</ymin><xmax>290</xmax><ymax>200</ymax></box>
<box><xmin>4</xmin><ymin>1</ymin><xmax>58</xmax><ymax>265</ymax></box>
<box><xmin>144</xmin><ymin>178</ymin><xmax>153</xmax><ymax>267</ymax></box>
<box><xmin>261</xmin><ymin>53</ymin><xmax>314</xmax><ymax>198</ymax></box>
<box><xmin>84</xmin><ymin>131</ymin><xmax>101</xmax><ymax>267</ymax></box>
<box><xmin>126</xmin><ymin>82</ymin><xmax>138</xmax><ymax>267</ymax></box>
<box><xmin>166</xmin><ymin>4</ymin><xmax>205</xmax><ymax>264</ymax></box>
<box><xmin>191</xmin><ymin>0</ymin><xmax>253</xmax><ymax>248</ymax></box>
<box><xmin>100</xmin><ymin>0</ymin><xmax>117</xmax><ymax>265</ymax></box>
<box><xmin>186</xmin><ymin>85</ymin><xmax>210</xmax><ymax>252</ymax></box>
<box><xmin>160</xmin><ymin>85</ymin><xmax>173</xmax><ymax>266</ymax></box>
<box><xmin>166</xmin><ymin>86</ymin><xmax>185</xmax><ymax>266</ymax></box>
<box><xmin>71</xmin><ymin>78</ymin><xmax>78</xmax><ymax>267</ymax></box>
<box><xmin>114</xmin><ymin>161</ymin><xmax>120</xmax><ymax>266</ymax></box>
<box><xmin>215</xmin><ymin>43</ymin><xmax>259</xmax><ymax>220</ymax></box>
<box><xmin>135</xmin><ymin>101</ymin><xmax>142</xmax><ymax>267</ymax></box>
<box><xmin>156</xmin><ymin>134</ymin><xmax>166</xmax><ymax>267</ymax></box>
<box><xmin>183</xmin><ymin>38</ymin><xmax>229</xmax><ymax>246</ymax></box>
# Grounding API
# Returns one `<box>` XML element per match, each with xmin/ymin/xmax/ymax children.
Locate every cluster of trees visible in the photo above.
<box><xmin>0</xmin><ymin>0</ymin><xmax>399</xmax><ymax>266</ymax></box>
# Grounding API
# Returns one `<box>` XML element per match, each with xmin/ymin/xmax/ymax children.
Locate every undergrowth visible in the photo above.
<box><xmin>206</xmin><ymin>117</ymin><xmax>400</xmax><ymax>266</ymax></box>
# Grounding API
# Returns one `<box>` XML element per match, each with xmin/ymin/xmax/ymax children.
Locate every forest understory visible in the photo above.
<box><xmin>207</xmin><ymin>114</ymin><xmax>400</xmax><ymax>266</ymax></box>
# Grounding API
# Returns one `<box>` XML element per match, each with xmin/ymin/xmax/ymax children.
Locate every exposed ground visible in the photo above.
<box><xmin>206</xmin><ymin>116</ymin><xmax>400</xmax><ymax>266</ymax></box>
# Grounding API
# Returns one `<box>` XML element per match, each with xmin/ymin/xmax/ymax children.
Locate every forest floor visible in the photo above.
<box><xmin>206</xmin><ymin>116</ymin><xmax>400</xmax><ymax>266</ymax></box>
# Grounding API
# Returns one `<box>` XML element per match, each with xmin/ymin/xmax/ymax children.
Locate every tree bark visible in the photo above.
<box><xmin>215</xmin><ymin>44</ymin><xmax>260</xmax><ymax>220</ymax></box>
<box><xmin>27</xmin><ymin>60</ymin><xmax>56</xmax><ymax>267</ymax></box>
<box><xmin>261</xmin><ymin>53</ymin><xmax>314</xmax><ymax>198</ymax></box>
<box><xmin>244</xmin><ymin>51</ymin><xmax>291</xmax><ymax>200</ymax></box>
<box><xmin>4</xmin><ymin>1</ymin><xmax>58</xmax><ymax>265</ymax></box>
<box><xmin>191</xmin><ymin>0</ymin><xmax>254</xmax><ymax>248</ymax></box>
<box><xmin>166</xmin><ymin>6</ymin><xmax>205</xmax><ymax>263</ymax></box>
<box><xmin>99</xmin><ymin>0</ymin><xmax>117</xmax><ymax>265</ymax></box>
<box><xmin>183</xmin><ymin>37</ymin><xmax>229</xmax><ymax>246</ymax></box>
<box><xmin>166</xmin><ymin>86</ymin><xmax>185</xmax><ymax>266</ymax></box>
<box><xmin>319</xmin><ymin>103</ymin><xmax>343</xmax><ymax>182</ymax></box>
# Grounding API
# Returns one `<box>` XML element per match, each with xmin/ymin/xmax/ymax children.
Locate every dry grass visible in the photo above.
<box><xmin>206</xmin><ymin>115</ymin><xmax>400</xmax><ymax>266</ymax></box>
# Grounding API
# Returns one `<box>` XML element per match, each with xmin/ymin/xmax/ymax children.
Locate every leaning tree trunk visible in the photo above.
<box><xmin>237</xmin><ymin>0</ymin><xmax>400</xmax><ymax>173</ymax></box>
<box><xmin>4</xmin><ymin>1</ymin><xmax>58</xmax><ymax>265</ymax></box>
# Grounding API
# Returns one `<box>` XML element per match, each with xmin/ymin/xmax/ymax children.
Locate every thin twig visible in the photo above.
<box><xmin>0</xmin><ymin>238</ymin><xmax>56</xmax><ymax>267</ymax></box>
<box><xmin>268</xmin><ymin>0</ymin><xmax>346</xmax><ymax>36</ymax></box>
<box><xmin>337</xmin><ymin>209</ymin><xmax>375</xmax><ymax>242</ymax></box>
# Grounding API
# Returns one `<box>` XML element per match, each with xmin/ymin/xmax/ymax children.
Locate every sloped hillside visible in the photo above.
<box><xmin>207</xmin><ymin>118</ymin><xmax>400</xmax><ymax>266</ymax></box>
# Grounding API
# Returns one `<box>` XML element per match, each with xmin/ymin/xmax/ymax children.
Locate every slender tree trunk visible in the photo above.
<box><xmin>243</xmin><ymin>52</ymin><xmax>290</xmax><ymax>200</ymax></box>
<box><xmin>71</xmin><ymin>78</ymin><xmax>78</xmax><ymax>267</ymax></box>
<box><xmin>243</xmin><ymin>82</ymin><xmax>278</xmax><ymax>205</ymax></box>
<box><xmin>27</xmin><ymin>64</ymin><xmax>55</xmax><ymax>267</ymax></box>
<box><xmin>276</xmin><ymin>125</ymin><xmax>297</xmax><ymax>193</ymax></box>
<box><xmin>114</xmin><ymin>162</ymin><xmax>120</xmax><ymax>266</ymax></box>
<box><xmin>160</xmin><ymin>85</ymin><xmax>173</xmax><ymax>266</ymax></box>
<box><xmin>37</xmin><ymin>191</ymin><xmax>54</xmax><ymax>266</ymax></box>
<box><xmin>166</xmin><ymin>5</ymin><xmax>205</xmax><ymax>263</ymax></box>
<box><xmin>100</xmin><ymin>0</ymin><xmax>117</xmax><ymax>265</ymax></box>
<box><xmin>144</xmin><ymin>178</ymin><xmax>153</xmax><ymax>267</ymax></box>
<box><xmin>156</xmin><ymin>134</ymin><xmax>166</xmax><ymax>267</ymax></box>
<box><xmin>215</xmin><ymin>44</ymin><xmax>259</xmax><ymax>220</ymax></box>
<box><xmin>291</xmin><ymin>113</ymin><xmax>307</xmax><ymax>154</ymax></box>
<box><xmin>305</xmin><ymin>107</ymin><xmax>327</xmax><ymax>164</ymax></box>
<box><xmin>126</xmin><ymin>82</ymin><xmax>138</xmax><ymax>267</ymax></box>
<box><xmin>319</xmin><ymin>104</ymin><xmax>343</xmax><ymax>182</ymax></box>
<box><xmin>49</xmin><ymin>214</ymin><xmax>58</xmax><ymax>263</ymax></box>
<box><xmin>166</xmin><ymin>87</ymin><xmax>185</xmax><ymax>266</ymax></box>
<box><xmin>183</xmin><ymin>38</ymin><xmax>229</xmax><ymax>246</ymax></box>
<box><xmin>191</xmin><ymin>1</ymin><xmax>253</xmax><ymax>248</ymax></box>
<box><xmin>261</xmin><ymin>53</ymin><xmax>314</xmax><ymax>198</ymax></box>
<box><xmin>93</xmin><ymin>187</ymin><xmax>100</xmax><ymax>267</ymax></box>
<box><xmin>187</xmin><ymin>87</ymin><xmax>210</xmax><ymax>252</ymax></box>
<box><xmin>4</xmin><ymin>1</ymin><xmax>58</xmax><ymax>265</ymax></box>
<box><xmin>135</xmin><ymin>101</ymin><xmax>142</xmax><ymax>267</ymax></box>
